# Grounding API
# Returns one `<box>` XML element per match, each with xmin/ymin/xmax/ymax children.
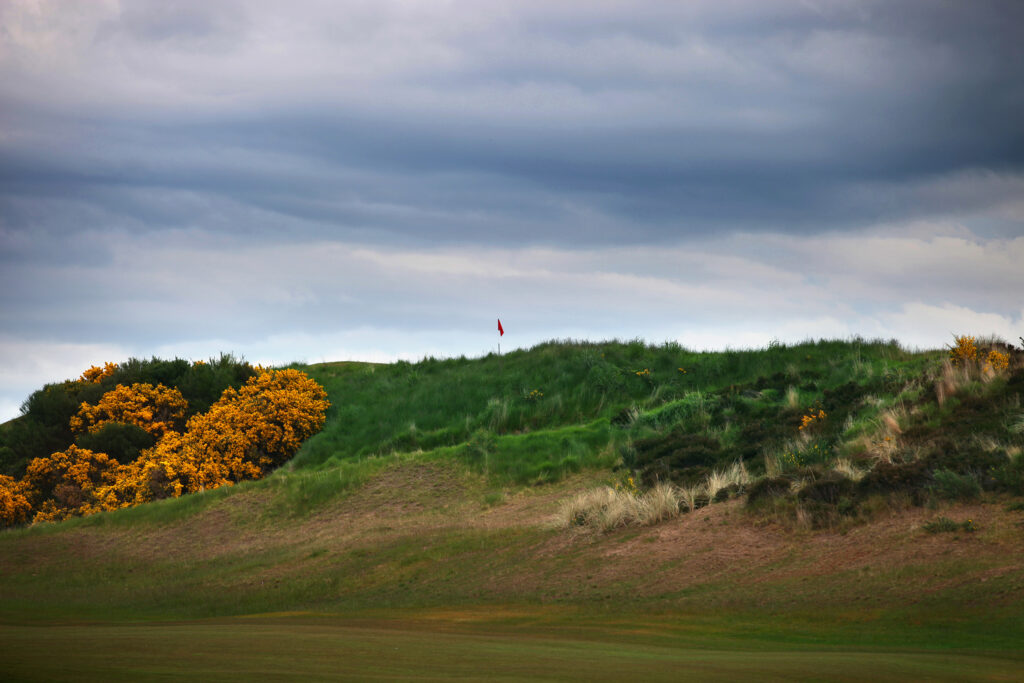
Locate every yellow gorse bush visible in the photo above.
<box><xmin>0</xmin><ymin>475</ymin><xmax>33</xmax><ymax>526</ymax></box>
<box><xmin>984</xmin><ymin>349</ymin><xmax>1010</xmax><ymax>372</ymax></box>
<box><xmin>24</xmin><ymin>445</ymin><xmax>120</xmax><ymax>522</ymax></box>
<box><xmin>79</xmin><ymin>361</ymin><xmax>118</xmax><ymax>383</ymax></box>
<box><xmin>70</xmin><ymin>383</ymin><xmax>189</xmax><ymax>438</ymax></box>
<box><xmin>613</xmin><ymin>474</ymin><xmax>638</xmax><ymax>495</ymax></box>
<box><xmin>101</xmin><ymin>368</ymin><xmax>330</xmax><ymax>506</ymax></box>
<box><xmin>4</xmin><ymin>366</ymin><xmax>330</xmax><ymax>526</ymax></box>
<box><xmin>949</xmin><ymin>335</ymin><xmax>979</xmax><ymax>366</ymax></box>
<box><xmin>798</xmin><ymin>409</ymin><xmax>827</xmax><ymax>431</ymax></box>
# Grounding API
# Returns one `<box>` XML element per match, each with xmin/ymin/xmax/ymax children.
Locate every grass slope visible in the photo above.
<box><xmin>2</xmin><ymin>338</ymin><xmax>1023</xmax><ymax>679</ymax></box>
<box><xmin>290</xmin><ymin>338</ymin><xmax>944</xmax><ymax>483</ymax></box>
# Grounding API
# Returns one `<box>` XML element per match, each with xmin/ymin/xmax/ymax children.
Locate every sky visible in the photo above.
<box><xmin>1</xmin><ymin>0</ymin><xmax>1023</xmax><ymax>420</ymax></box>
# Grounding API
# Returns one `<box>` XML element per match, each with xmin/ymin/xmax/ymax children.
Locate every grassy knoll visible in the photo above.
<box><xmin>291</xmin><ymin>338</ymin><xmax>946</xmax><ymax>483</ymax></box>
<box><xmin>2</xmin><ymin>338</ymin><xmax>1023</xmax><ymax>679</ymax></box>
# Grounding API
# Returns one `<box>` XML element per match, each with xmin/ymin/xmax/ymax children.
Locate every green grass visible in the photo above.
<box><xmin>292</xmin><ymin>338</ymin><xmax>939</xmax><ymax>474</ymax></box>
<box><xmin>2</xmin><ymin>612</ymin><xmax>1022</xmax><ymax>682</ymax></box>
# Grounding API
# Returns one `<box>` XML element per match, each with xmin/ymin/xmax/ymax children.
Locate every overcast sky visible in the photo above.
<box><xmin>1</xmin><ymin>0</ymin><xmax>1022</xmax><ymax>420</ymax></box>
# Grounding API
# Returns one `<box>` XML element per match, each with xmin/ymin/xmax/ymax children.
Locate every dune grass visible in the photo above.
<box><xmin>292</xmin><ymin>338</ymin><xmax>936</xmax><ymax>472</ymax></box>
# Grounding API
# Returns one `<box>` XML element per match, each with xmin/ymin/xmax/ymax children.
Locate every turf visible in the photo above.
<box><xmin>3</xmin><ymin>613</ymin><xmax>1022</xmax><ymax>682</ymax></box>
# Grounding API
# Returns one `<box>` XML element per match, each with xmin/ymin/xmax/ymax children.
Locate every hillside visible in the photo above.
<box><xmin>1</xmin><ymin>338</ymin><xmax>1023</xmax><ymax>680</ymax></box>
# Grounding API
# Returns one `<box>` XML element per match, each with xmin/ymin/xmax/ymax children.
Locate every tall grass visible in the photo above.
<box><xmin>560</xmin><ymin>461</ymin><xmax>752</xmax><ymax>531</ymax></box>
<box><xmin>557</xmin><ymin>482</ymin><xmax>682</xmax><ymax>532</ymax></box>
<box><xmin>293</xmin><ymin>338</ymin><xmax>935</xmax><ymax>474</ymax></box>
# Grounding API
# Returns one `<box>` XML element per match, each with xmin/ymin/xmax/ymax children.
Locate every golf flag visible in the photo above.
<box><xmin>498</xmin><ymin>318</ymin><xmax>504</xmax><ymax>336</ymax></box>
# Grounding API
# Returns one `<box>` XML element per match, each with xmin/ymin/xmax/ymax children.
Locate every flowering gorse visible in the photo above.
<box><xmin>80</xmin><ymin>362</ymin><xmax>118</xmax><ymax>383</ymax></box>
<box><xmin>614</xmin><ymin>474</ymin><xmax>639</xmax><ymax>495</ymax></box>
<box><xmin>949</xmin><ymin>335</ymin><xmax>979</xmax><ymax>366</ymax></box>
<box><xmin>2</xmin><ymin>365</ymin><xmax>330</xmax><ymax>526</ymax></box>
<box><xmin>984</xmin><ymin>349</ymin><xmax>1010</xmax><ymax>372</ymax></box>
<box><xmin>798</xmin><ymin>409</ymin><xmax>827</xmax><ymax>431</ymax></box>
<box><xmin>71</xmin><ymin>383</ymin><xmax>189</xmax><ymax>438</ymax></box>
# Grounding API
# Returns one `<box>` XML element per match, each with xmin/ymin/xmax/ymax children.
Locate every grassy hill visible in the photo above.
<box><xmin>2</xmin><ymin>337</ymin><xmax>1023</xmax><ymax>680</ymax></box>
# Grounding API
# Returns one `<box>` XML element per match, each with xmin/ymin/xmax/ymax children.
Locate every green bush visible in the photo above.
<box><xmin>798</xmin><ymin>471</ymin><xmax>855</xmax><ymax>506</ymax></box>
<box><xmin>993</xmin><ymin>453</ymin><xmax>1024</xmax><ymax>495</ymax></box>
<box><xmin>858</xmin><ymin>460</ymin><xmax>931</xmax><ymax>503</ymax></box>
<box><xmin>745</xmin><ymin>476</ymin><xmax>793</xmax><ymax>506</ymax></box>
<box><xmin>922</xmin><ymin>516</ymin><xmax>978</xmax><ymax>534</ymax></box>
<box><xmin>74</xmin><ymin>422</ymin><xmax>156</xmax><ymax>463</ymax></box>
<box><xmin>929</xmin><ymin>469</ymin><xmax>981</xmax><ymax>501</ymax></box>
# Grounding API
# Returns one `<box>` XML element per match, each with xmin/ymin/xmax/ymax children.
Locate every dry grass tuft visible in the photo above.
<box><xmin>558</xmin><ymin>482</ymin><xmax>685</xmax><ymax>531</ymax></box>
<box><xmin>832</xmin><ymin>458</ymin><xmax>866</xmax><ymax>482</ymax></box>
<box><xmin>559</xmin><ymin>461</ymin><xmax>752</xmax><ymax>531</ymax></box>
<box><xmin>705</xmin><ymin>461</ymin><xmax>750</xmax><ymax>501</ymax></box>
<box><xmin>881</xmin><ymin>411</ymin><xmax>902</xmax><ymax>435</ymax></box>
<box><xmin>637</xmin><ymin>482</ymin><xmax>681</xmax><ymax>525</ymax></box>
<box><xmin>785</xmin><ymin>386</ymin><xmax>800</xmax><ymax>409</ymax></box>
<box><xmin>936</xmin><ymin>360</ymin><xmax>971</xmax><ymax>406</ymax></box>
<box><xmin>677</xmin><ymin>484</ymin><xmax>702</xmax><ymax>513</ymax></box>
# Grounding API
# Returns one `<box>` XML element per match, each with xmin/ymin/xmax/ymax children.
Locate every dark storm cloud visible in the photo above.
<box><xmin>2</xmin><ymin>0</ymin><xmax>1022</xmax><ymax>249</ymax></box>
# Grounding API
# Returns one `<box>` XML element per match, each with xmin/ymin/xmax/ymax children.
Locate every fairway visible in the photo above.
<box><xmin>3</xmin><ymin>614</ymin><xmax>1021</xmax><ymax>682</ymax></box>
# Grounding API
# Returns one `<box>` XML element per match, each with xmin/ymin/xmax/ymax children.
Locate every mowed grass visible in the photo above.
<box><xmin>3</xmin><ymin>611</ymin><xmax>1023</xmax><ymax>682</ymax></box>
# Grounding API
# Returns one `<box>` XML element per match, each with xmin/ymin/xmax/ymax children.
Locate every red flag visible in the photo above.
<box><xmin>497</xmin><ymin>318</ymin><xmax>504</xmax><ymax>336</ymax></box>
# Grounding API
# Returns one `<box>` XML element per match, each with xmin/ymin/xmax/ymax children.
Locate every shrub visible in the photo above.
<box><xmin>992</xmin><ymin>452</ymin><xmax>1024</xmax><ymax>495</ymax></box>
<box><xmin>5</xmin><ymin>366</ymin><xmax>331</xmax><ymax>523</ymax></box>
<box><xmin>0</xmin><ymin>474</ymin><xmax>33</xmax><ymax>527</ymax></box>
<box><xmin>923</xmin><ymin>441</ymin><xmax>1005</xmax><ymax>489</ymax></box>
<box><xmin>631</xmin><ymin>428</ymin><xmax>723</xmax><ymax>485</ymax></box>
<box><xmin>798</xmin><ymin>409</ymin><xmax>827</xmax><ymax>432</ymax></box>
<box><xmin>70</xmin><ymin>383</ymin><xmax>188</xmax><ymax>438</ymax></box>
<box><xmin>949</xmin><ymin>335</ymin><xmax>979</xmax><ymax>367</ymax></box>
<box><xmin>746</xmin><ymin>476</ymin><xmax>792</xmax><ymax>506</ymax></box>
<box><xmin>929</xmin><ymin>469</ymin><xmax>981</xmax><ymax>501</ymax></box>
<box><xmin>797</xmin><ymin>471</ymin><xmax>855</xmax><ymax>506</ymax></box>
<box><xmin>74</xmin><ymin>422</ymin><xmax>156</xmax><ymax>463</ymax></box>
<box><xmin>142</xmin><ymin>368</ymin><xmax>331</xmax><ymax>493</ymax></box>
<box><xmin>23</xmin><ymin>446</ymin><xmax>120</xmax><ymax>522</ymax></box>
<box><xmin>80</xmin><ymin>362</ymin><xmax>118</xmax><ymax>383</ymax></box>
<box><xmin>858</xmin><ymin>459</ymin><xmax>931</xmax><ymax>503</ymax></box>
<box><xmin>922</xmin><ymin>516</ymin><xmax>977</xmax><ymax>534</ymax></box>
<box><xmin>984</xmin><ymin>350</ymin><xmax>1010</xmax><ymax>372</ymax></box>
